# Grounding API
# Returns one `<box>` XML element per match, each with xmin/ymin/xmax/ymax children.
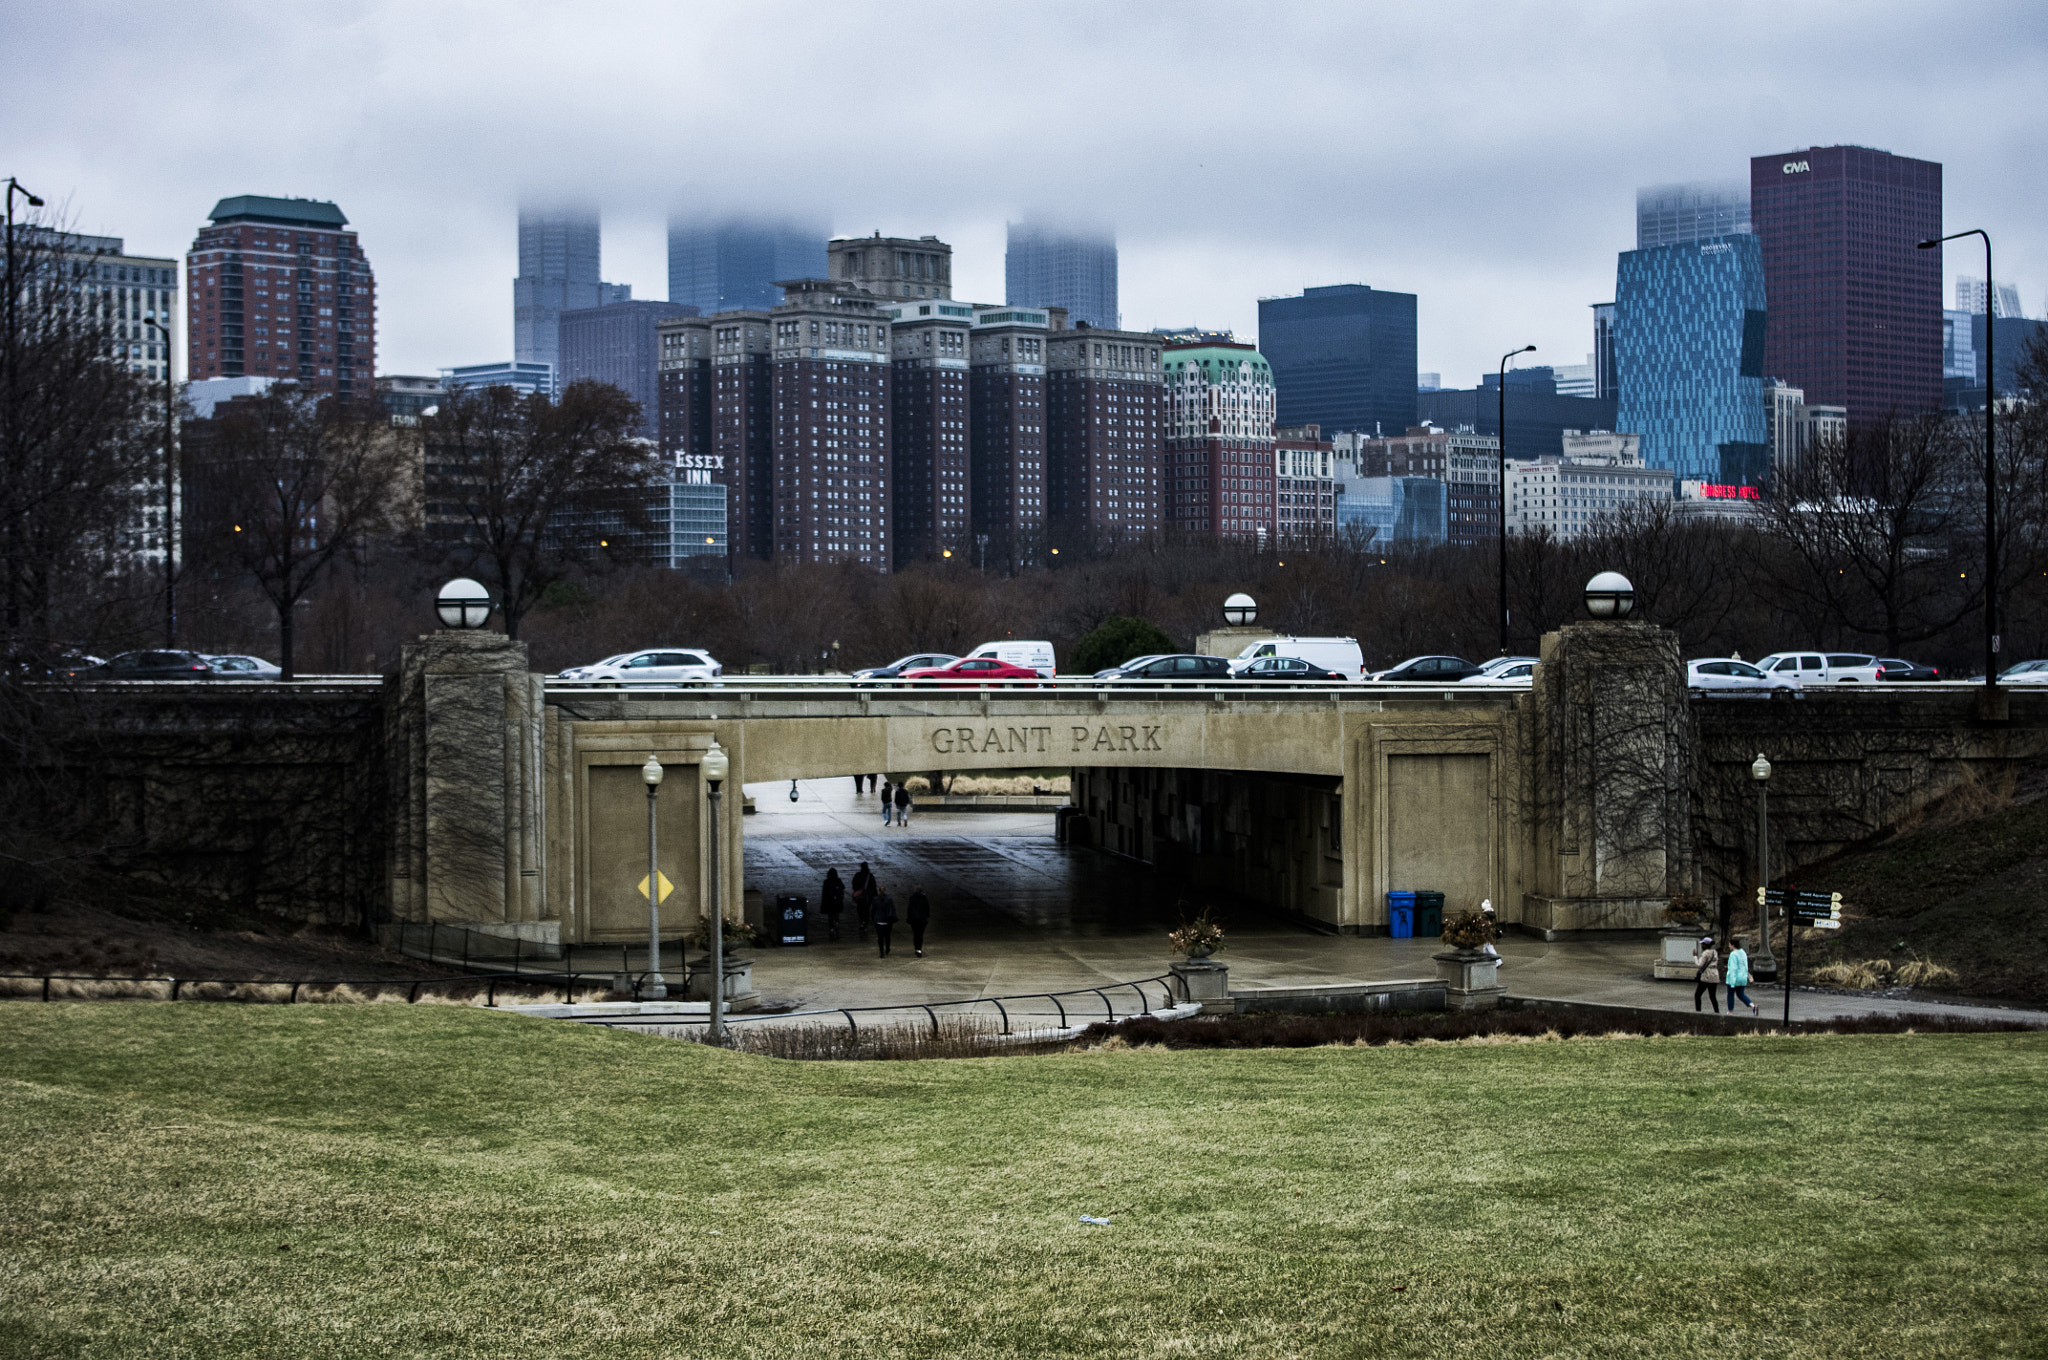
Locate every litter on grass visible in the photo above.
<box><xmin>1079</xmin><ymin>1215</ymin><xmax>1111</xmax><ymax>1226</ymax></box>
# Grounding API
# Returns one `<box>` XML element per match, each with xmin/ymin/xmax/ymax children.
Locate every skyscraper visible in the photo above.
<box><xmin>1256</xmin><ymin>284</ymin><xmax>1417</xmax><ymax>439</ymax></box>
<box><xmin>884</xmin><ymin>298</ymin><xmax>977</xmax><ymax>567</ymax></box>
<box><xmin>769</xmin><ymin>280</ymin><xmax>894</xmax><ymax>568</ymax></box>
<box><xmin>1956</xmin><ymin>277</ymin><xmax>2026</xmax><ymax>319</ymax></box>
<box><xmin>830</xmin><ymin>234</ymin><xmax>952</xmax><ymax>301</ymax></box>
<box><xmin>187</xmin><ymin>196</ymin><xmax>371</xmax><ymax>399</ymax></box>
<box><xmin>513</xmin><ymin>201</ymin><xmax>631</xmax><ymax>373</ymax></box>
<box><xmin>1751</xmin><ymin>146</ymin><xmax>1943</xmax><ymax>421</ymax></box>
<box><xmin>28</xmin><ymin>230</ymin><xmax>179</xmax><ymax>382</ymax></box>
<box><xmin>667</xmin><ymin>216</ymin><xmax>827</xmax><ymax>314</ymax></box>
<box><xmin>969</xmin><ymin>307</ymin><xmax>1051</xmax><ymax>566</ymax></box>
<box><xmin>1614</xmin><ymin>233</ymin><xmax>1769</xmax><ymax>483</ymax></box>
<box><xmin>1005</xmin><ymin>222</ymin><xmax>1118</xmax><ymax>330</ymax></box>
<box><xmin>1636</xmin><ymin>181</ymin><xmax>1751</xmax><ymax>249</ymax></box>
<box><xmin>1591</xmin><ymin>303</ymin><xmax>1617</xmax><ymax>400</ymax></box>
<box><xmin>559</xmin><ymin>300</ymin><xmax>697</xmax><ymax>439</ymax></box>
<box><xmin>1164</xmin><ymin>341</ymin><xmax>1276</xmax><ymax>540</ymax></box>
<box><xmin>1045</xmin><ymin>324</ymin><xmax>1165</xmax><ymax>549</ymax></box>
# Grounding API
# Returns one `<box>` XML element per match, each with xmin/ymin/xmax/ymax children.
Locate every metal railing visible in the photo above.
<box><xmin>0</xmin><ymin>968</ymin><xmax>607</xmax><ymax>1006</ymax></box>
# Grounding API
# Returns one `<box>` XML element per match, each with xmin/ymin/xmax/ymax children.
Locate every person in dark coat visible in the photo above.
<box><xmin>880</xmin><ymin>780</ymin><xmax>894</xmax><ymax>826</ymax></box>
<box><xmin>906</xmin><ymin>885</ymin><xmax>931</xmax><ymax>957</ymax></box>
<box><xmin>851</xmin><ymin>774</ymin><xmax>864</xmax><ymax>795</ymax></box>
<box><xmin>893</xmin><ymin>781</ymin><xmax>913</xmax><ymax>827</ymax></box>
<box><xmin>871</xmin><ymin>885</ymin><xmax>898</xmax><ymax>958</ymax></box>
<box><xmin>852</xmin><ymin>861</ymin><xmax>874</xmax><ymax>936</ymax></box>
<box><xmin>820</xmin><ymin>868</ymin><xmax>845</xmax><ymax>941</ymax></box>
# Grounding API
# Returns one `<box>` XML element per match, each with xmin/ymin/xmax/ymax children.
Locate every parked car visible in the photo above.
<box><xmin>900</xmin><ymin>656</ymin><xmax>1044</xmax><ymax>686</ymax></box>
<box><xmin>204</xmin><ymin>653</ymin><xmax>282</xmax><ymax>680</ymax></box>
<box><xmin>852</xmin><ymin>652</ymin><xmax>959</xmax><ymax>681</ymax></box>
<box><xmin>1686</xmin><ymin>658</ymin><xmax>1781</xmax><ymax>695</ymax></box>
<box><xmin>1</xmin><ymin>648</ymin><xmax>102</xmax><ymax>679</ymax></box>
<box><xmin>556</xmin><ymin>649</ymin><xmax>722</xmax><ymax>682</ymax></box>
<box><xmin>1876</xmin><ymin>658</ymin><xmax>1941</xmax><ymax>682</ymax></box>
<box><xmin>1228</xmin><ymin>635</ymin><xmax>1365</xmax><ymax>679</ymax></box>
<box><xmin>1753</xmin><ymin>652</ymin><xmax>1885</xmax><ymax>687</ymax></box>
<box><xmin>1094</xmin><ymin>654</ymin><xmax>1231</xmax><ymax>681</ymax></box>
<box><xmin>964</xmin><ymin>639</ymin><xmax>1057</xmax><ymax>678</ymax></box>
<box><xmin>1236</xmin><ymin>655</ymin><xmax>1350</xmax><ymax>683</ymax></box>
<box><xmin>1461</xmin><ymin>660</ymin><xmax>1537</xmax><ymax>683</ymax></box>
<box><xmin>87</xmin><ymin>649</ymin><xmax>220</xmax><ymax>680</ymax></box>
<box><xmin>1368</xmin><ymin>655</ymin><xmax>1486</xmax><ymax>683</ymax></box>
<box><xmin>1999</xmin><ymin>660</ymin><xmax>2048</xmax><ymax>685</ymax></box>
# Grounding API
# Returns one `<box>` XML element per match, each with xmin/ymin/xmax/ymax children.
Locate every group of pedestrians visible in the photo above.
<box><xmin>1691</xmin><ymin>934</ymin><xmax>1761</xmax><ymax>1016</ymax></box>
<box><xmin>880</xmin><ymin>780</ymin><xmax>913</xmax><ymax>827</ymax></box>
<box><xmin>817</xmin><ymin>861</ymin><xmax>931</xmax><ymax>958</ymax></box>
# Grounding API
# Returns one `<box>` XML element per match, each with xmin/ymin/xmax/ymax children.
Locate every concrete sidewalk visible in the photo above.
<box><xmin>734</xmin><ymin>778</ymin><xmax>2048</xmax><ymax>1028</ymax></box>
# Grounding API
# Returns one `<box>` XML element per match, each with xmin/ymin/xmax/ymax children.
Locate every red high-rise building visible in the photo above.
<box><xmin>1750</xmin><ymin>146</ymin><xmax>1942</xmax><ymax>422</ymax></box>
<box><xmin>186</xmin><ymin>196</ymin><xmax>375</xmax><ymax>401</ymax></box>
<box><xmin>1046</xmin><ymin>324</ymin><xmax>1166</xmax><ymax>552</ymax></box>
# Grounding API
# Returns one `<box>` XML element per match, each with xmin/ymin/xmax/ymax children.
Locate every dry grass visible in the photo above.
<box><xmin>904</xmin><ymin>773</ymin><xmax>1070</xmax><ymax>796</ymax></box>
<box><xmin>1809</xmin><ymin>956</ymin><xmax>1964</xmax><ymax>991</ymax></box>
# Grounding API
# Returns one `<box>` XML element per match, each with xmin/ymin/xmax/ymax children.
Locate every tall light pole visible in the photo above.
<box><xmin>640</xmin><ymin>753</ymin><xmax>667</xmax><ymax>1000</ymax></box>
<box><xmin>5</xmin><ymin>178</ymin><xmax>45</xmax><ymax>634</ymax></box>
<box><xmin>1497</xmin><ymin>344</ymin><xmax>1536</xmax><ymax>655</ymax></box>
<box><xmin>143</xmin><ymin>316</ymin><xmax>177</xmax><ymax>646</ymax></box>
<box><xmin>701</xmin><ymin>738</ymin><xmax>730</xmax><ymax>1044</ymax></box>
<box><xmin>1750</xmin><ymin>752</ymin><xmax>1776</xmax><ymax>982</ymax></box>
<box><xmin>1920</xmin><ymin>231</ymin><xmax>1997</xmax><ymax>696</ymax></box>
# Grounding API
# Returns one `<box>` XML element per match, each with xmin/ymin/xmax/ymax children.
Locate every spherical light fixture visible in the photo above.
<box><xmin>642</xmin><ymin>753</ymin><xmax>664</xmax><ymax>788</ymax></box>
<box><xmin>1582</xmin><ymin>571</ymin><xmax>1635</xmax><ymax>620</ymax></box>
<box><xmin>700</xmin><ymin>739</ymin><xmax>729</xmax><ymax>789</ymax></box>
<box><xmin>435</xmin><ymin>577</ymin><xmax>493</xmax><ymax>629</ymax></box>
<box><xmin>1223</xmin><ymin>592</ymin><xmax>1257</xmax><ymax>627</ymax></box>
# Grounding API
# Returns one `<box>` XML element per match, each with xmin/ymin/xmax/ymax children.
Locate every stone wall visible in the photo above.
<box><xmin>17</xmin><ymin>681</ymin><xmax>387</xmax><ymax>925</ymax></box>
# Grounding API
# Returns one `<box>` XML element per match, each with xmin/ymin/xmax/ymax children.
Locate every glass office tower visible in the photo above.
<box><xmin>667</xmin><ymin>216</ymin><xmax>827</xmax><ymax>314</ymax></box>
<box><xmin>1005</xmin><ymin>222</ymin><xmax>1118</xmax><ymax>329</ymax></box>
<box><xmin>1636</xmin><ymin>181</ymin><xmax>1750</xmax><ymax>249</ymax></box>
<box><xmin>1257</xmin><ymin>284</ymin><xmax>1418</xmax><ymax>438</ymax></box>
<box><xmin>1614</xmin><ymin>234</ymin><xmax>1769</xmax><ymax>484</ymax></box>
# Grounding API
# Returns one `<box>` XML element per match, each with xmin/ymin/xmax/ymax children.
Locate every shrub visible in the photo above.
<box><xmin>1070</xmin><ymin>615</ymin><xmax>1178</xmax><ymax>674</ymax></box>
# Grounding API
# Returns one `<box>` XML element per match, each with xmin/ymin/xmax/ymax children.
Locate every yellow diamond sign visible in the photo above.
<box><xmin>637</xmin><ymin>871</ymin><xmax>675</xmax><ymax>904</ymax></box>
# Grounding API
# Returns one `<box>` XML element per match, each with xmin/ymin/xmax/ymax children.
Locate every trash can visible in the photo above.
<box><xmin>772</xmin><ymin>894</ymin><xmax>809</xmax><ymax>947</ymax></box>
<box><xmin>1386</xmin><ymin>891</ymin><xmax>1417</xmax><ymax>939</ymax></box>
<box><xmin>1416</xmin><ymin>891</ymin><xmax>1445</xmax><ymax>940</ymax></box>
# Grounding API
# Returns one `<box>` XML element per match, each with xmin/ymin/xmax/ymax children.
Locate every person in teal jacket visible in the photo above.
<box><xmin>1724</xmin><ymin>935</ymin><xmax>1759</xmax><ymax>1016</ymax></box>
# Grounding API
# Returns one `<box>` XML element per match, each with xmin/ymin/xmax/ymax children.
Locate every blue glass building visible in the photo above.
<box><xmin>1258</xmin><ymin>284</ymin><xmax>1417</xmax><ymax>438</ymax></box>
<box><xmin>1614</xmin><ymin>234</ymin><xmax>1768</xmax><ymax>484</ymax></box>
<box><xmin>1005</xmin><ymin>222</ymin><xmax>1118</xmax><ymax>329</ymax></box>
<box><xmin>667</xmin><ymin>216</ymin><xmax>827</xmax><ymax>314</ymax></box>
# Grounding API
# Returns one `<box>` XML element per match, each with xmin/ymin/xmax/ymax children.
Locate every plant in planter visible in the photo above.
<box><xmin>1167</xmin><ymin>907</ymin><xmax>1226</xmax><ymax>960</ymax></box>
<box><xmin>1663</xmin><ymin>893</ymin><xmax>1709</xmax><ymax>926</ymax></box>
<box><xmin>1440</xmin><ymin>910</ymin><xmax>1494</xmax><ymax>950</ymax></box>
<box><xmin>691</xmin><ymin>914</ymin><xmax>757</xmax><ymax>952</ymax></box>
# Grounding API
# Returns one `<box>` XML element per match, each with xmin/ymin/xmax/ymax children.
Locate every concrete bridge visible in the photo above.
<box><xmin>382</xmin><ymin>621</ymin><xmax>2048</xmax><ymax>951</ymax></box>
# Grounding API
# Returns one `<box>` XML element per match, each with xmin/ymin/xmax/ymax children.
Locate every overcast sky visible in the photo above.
<box><xmin>6</xmin><ymin>1</ymin><xmax>2044</xmax><ymax>384</ymax></box>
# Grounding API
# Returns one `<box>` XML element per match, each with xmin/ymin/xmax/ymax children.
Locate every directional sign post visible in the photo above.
<box><xmin>1756</xmin><ymin>886</ymin><xmax>1844</xmax><ymax>1025</ymax></box>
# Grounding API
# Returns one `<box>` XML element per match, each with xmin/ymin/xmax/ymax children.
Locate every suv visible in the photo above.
<box><xmin>556</xmin><ymin>649</ymin><xmax>722</xmax><ymax>683</ymax></box>
<box><xmin>1753</xmin><ymin>652</ymin><xmax>1884</xmax><ymax>688</ymax></box>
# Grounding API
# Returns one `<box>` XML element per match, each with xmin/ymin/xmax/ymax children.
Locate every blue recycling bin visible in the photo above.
<box><xmin>1386</xmin><ymin>891</ymin><xmax>1418</xmax><ymax>939</ymax></box>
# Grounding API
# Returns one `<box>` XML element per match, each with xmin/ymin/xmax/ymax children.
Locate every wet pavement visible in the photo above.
<box><xmin>735</xmin><ymin>778</ymin><xmax>2048</xmax><ymax>1027</ymax></box>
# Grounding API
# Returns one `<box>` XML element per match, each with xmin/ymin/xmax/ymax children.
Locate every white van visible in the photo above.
<box><xmin>967</xmin><ymin>639</ymin><xmax>1057</xmax><ymax>678</ymax></box>
<box><xmin>1229</xmin><ymin>636</ymin><xmax>1365</xmax><ymax>679</ymax></box>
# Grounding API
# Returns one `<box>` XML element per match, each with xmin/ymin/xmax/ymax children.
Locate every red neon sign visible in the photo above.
<box><xmin>1699</xmin><ymin>483</ymin><xmax>1761</xmax><ymax>500</ymax></box>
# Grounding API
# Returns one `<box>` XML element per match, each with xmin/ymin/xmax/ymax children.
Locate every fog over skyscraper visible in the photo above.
<box><xmin>514</xmin><ymin>200</ymin><xmax>631</xmax><ymax>374</ymax></box>
<box><xmin>667</xmin><ymin>216</ymin><xmax>828</xmax><ymax>315</ymax></box>
<box><xmin>1005</xmin><ymin>221</ymin><xmax>1118</xmax><ymax>330</ymax></box>
<box><xmin>1636</xmin><ymin>181</ymin><xmax>1751</xmax><ymax>250</ymax></box>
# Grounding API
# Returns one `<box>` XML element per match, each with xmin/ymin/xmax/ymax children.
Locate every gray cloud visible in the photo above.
<box><xmin>5</xmin><ymin>0</ymin><xmax>2043</xmax><ymax>382</ymax></box>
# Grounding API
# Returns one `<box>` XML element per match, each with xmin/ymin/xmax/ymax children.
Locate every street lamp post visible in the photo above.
<box><xmin>700</xmin><ymin>739</ymin><xmax>730</xmax><ymax>1044</ymax></box>
<box><xmin>5</xmin><ymin>178</ymin><xmax>45</xmax><ymax>632</ymax></box>
<box><xmin>143</xmin><ymin>316</ymin><xmax>177</xmax><ymax>647</ymax></box>
<box><xmin>640</xmin><ymin>753</ymin><xmax>667</xmax><ymax>1000</ymax></box>
<box><xmin>1497</xmin><ymin>345</ymin><xmax>1536</xmax><ymax>655</ymax></box>
<box><xmin>1751</xmin><ymin>752</ymin><xmax>1777</xmax><ymax>981</ymax></box>
<box><xmin>1919</xmin><ymin>231</ymin><xmax>1997</xmax><ymax>697</ymax></box>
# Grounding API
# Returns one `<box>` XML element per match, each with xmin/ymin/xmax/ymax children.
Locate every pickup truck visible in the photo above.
<box><xmin>1753</xmin><ymin>651</ymin><xmax>1885</xmax><ymax>688</ymax></box>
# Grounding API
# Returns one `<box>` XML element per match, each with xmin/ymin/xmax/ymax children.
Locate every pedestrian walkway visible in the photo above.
<box><xmin>737</xmin><ymin>779</ymin><xmax>2048</xmax><ymax>1027</ymax></box>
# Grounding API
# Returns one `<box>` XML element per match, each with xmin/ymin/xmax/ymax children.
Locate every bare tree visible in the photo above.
<box><xmin>186</xmin><ymin>389</ymin><xmax>414</xmax><ymax>679</ymax></box>
<box><xmin>421</xmin><ymin>381</ymin><xmax>656</xmax><ymax>639</ymax></box>
<box><xmin>1755</xmin><ymin>415</ymin><xmax>1975</xmax><ymax>653</ymax></box>
<box><xmin>1</xmin><ymin>213</ymin><xmax>159</xmax><ymax>652</ymax></box>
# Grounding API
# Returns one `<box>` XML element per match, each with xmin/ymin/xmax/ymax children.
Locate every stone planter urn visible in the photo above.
<box><xmin>1433</xmin><ymin>948</ymin><xmax>1504</xmax><ymax>1011</ymax></box>
<box><xmin>1169</xmin><ymin>958</ymin><xmax>1232</xmax><ymax>1015</ymax></box>
<box><xmin>1653</xmin><ymin>925</ymin><xmax>1708</xmax><ymax>981</ymax></box>
<box><xmin>685</xmin><ymin>953</ymin><xmax>760</xmax><ymax>1011</ymax></box>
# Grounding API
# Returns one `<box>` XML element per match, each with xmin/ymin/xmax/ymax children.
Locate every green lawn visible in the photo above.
<box><xmin>3</xmin><ymin>1008</ymin><xmax>2044</xmax><ymax>1359</ymax></box>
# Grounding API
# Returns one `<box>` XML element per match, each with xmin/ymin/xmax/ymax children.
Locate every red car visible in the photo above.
<box><xmin>899</xmin><ymin>656</ymin><xmax>1043</xmax><ymax>686</ymax></box>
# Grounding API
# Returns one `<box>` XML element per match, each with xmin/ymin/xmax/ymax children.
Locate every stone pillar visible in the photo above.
<box><xmin>1170</xmin><ymin>959</ymin><xmax>1232</xmax><ymax>1014</ymax></box>
<box><xmin>1523</xmin><ymin>619</ymin><xmax>1691</xmax><ymax>939</ymax></box>
<box><xmin>1433</xmin><ymin>949</ymin><xmax>1504</xmax><ymax>1010</ymax></box>
<box><xmin>387</xmin><ymin>629</ymin><xmax>549</xmax><ymax>940</ymax></box>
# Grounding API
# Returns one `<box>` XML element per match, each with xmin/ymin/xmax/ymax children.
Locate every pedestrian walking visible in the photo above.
<box><xmin>852</xmin><ymin>861</ymin><xmax>874</xmax><ymax>937</ymax></box>
<box><xmin>1692</xmin><ymin>935</ymin><xmax>1721</xmax><ymax>1014</ymax></box>
<box><xmin>1724</xmin><ymin>935</ymin><xmax>1759</xmax><ymax>1015</ymax></box>
<box><xmin>880</xmin><ymin>780</ymin><xmax>894</xmax><ymax>826</ymax></box>
<box><xmin>907</xmin><ymin>885</ymin><xmax>931</xmax><ymax>957</ymax></box>
<box><xmin>872</xmin><ymin>885</ymin><xmax>898</xmax><ymax>958</ymax></box>
<box><xmin>893</xmin><ymin>781</ymin><xmax>912</xmax><ymax>828</ymax></box>
<box><xmin>851</xmin><ymin>774</ymin><xmax>864</xmax><ymax>796</ymax></box>
<box><xmin>867</xmin><ymin>772</ymin><xmax>878</xmax><ymax>794</ymax></box>
<box><xmin>820</xmin><ymin>868</ymin><xmax>845</xmax><ymax>941</ymax></box>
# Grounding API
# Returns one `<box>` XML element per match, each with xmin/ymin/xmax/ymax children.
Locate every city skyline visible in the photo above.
<box><xmin>5</xmin><ymin>3</ymin><xmax>2044</xmax><ymax>387</ymax></box>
